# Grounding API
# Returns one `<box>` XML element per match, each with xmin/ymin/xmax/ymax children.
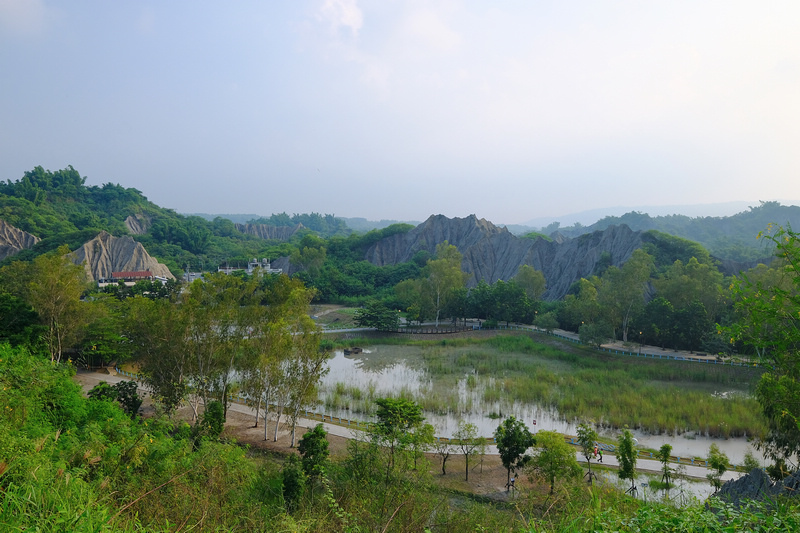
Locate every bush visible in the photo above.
<box><xmin>113</xmin><ymin>380</ymin><xmax>142</xmax><ymax>418</ymax></box>
<box><xmin>88</xmin><ymin>381</ymin><xmax>117</xmax><ymax>402</ymax></box>
<box><xmin>200</xmin><ymin>401</ymin><xmax>225</xmax><ymax>439</ymax></box>
<box><xmin>282</xmin><ymin>454</ymin><xmax>306</xmax><ymax>512</ymax></box>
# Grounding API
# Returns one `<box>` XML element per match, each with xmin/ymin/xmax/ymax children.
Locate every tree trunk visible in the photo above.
<box><xmin>273</xmin><ymin>401</ymin><xmax>285</xmax><ymax>442</ymax></box>
<box><xmin>263</xmin><ymin>402</ymin><xmax>270</xmax><ymax>441</ymax></box>
<box><xmin>253</xmin><ymin>395</ymin><xmax>261</xmax><ymax>428</ymax></box>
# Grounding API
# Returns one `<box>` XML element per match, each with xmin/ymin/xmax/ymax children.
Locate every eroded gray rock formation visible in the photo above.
<box><xmin>235</xmin><ymin>223</ymin><xmax>302</xmax><ymax>241</ymax></box>
<box><xmin>716</xmin><ymin>468</ymin><xmax>800</xmax><ymax>509</ymax></box>
<box><xmin>70</xmin><ymin>231</ymin><xmax>174</xmax><ymax>281</ymax></box>
<box><xmin>364</xmin><ymin>214</ymin><xmax>643</xmax><ymax>300</ymax></box>
<box><xmin>124</xmin><ymin>214</ymin><xmax>151</xmax><ymax>235</ymax></box>
<box><xmin>0</xmin><ymin>220</ymin><xmax>40</xmax><ymax>261</ymax></box>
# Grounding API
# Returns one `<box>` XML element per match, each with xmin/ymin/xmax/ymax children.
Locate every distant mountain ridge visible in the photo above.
<box><xmin>549</xmin><ymin>201</ymin><xmax>798</xmax><ymax>262</ymax></box>
<box><xmin>0</xmin><ymin>166</ymin><xmax>790</xmax><ymax>297</ymax></box>
<box><xmin>365</xmin><ymin>215</ymin><xmax>646</xmax><ymax>300</ymax></box>
<box><xmin>519</xmin><ymin>201</ymin><xmax>760</xmax><ymax>228</ymax></box>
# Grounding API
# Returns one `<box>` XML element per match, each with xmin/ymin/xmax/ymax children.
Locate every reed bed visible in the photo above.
<box><xmin>320</xmin><ymin>333</ymin><xmax>766</xmax><ymax>437</ymax></box>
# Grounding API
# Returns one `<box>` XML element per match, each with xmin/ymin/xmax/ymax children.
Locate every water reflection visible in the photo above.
<box><xmin>320</xmin><ymin>347</ymin><xmax>763</xmax><ymax>465</ymax></box>
<box><xmin>324</xmin><ymin>348</ymin><xmax>580</xmax><ymax>438</ymax></box>
<box><xmin>326</xmin><ymin>346</ymin><xmax>428</xmax><ymax>396</ymax></box>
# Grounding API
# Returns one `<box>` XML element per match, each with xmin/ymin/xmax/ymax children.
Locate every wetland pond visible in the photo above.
<box><xmin>318</xmin><ymin>342</ymin><xmax>765</xmax><ymax>465</ymax></box>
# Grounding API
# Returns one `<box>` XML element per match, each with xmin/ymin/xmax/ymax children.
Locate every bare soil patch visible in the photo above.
<box><xmin>223</xmin><ymin>407</ymin><xmax>521</xmax><ymax>501</ymax></box>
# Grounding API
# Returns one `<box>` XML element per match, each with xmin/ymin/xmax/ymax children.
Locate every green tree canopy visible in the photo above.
<box><xmin>423</xmin><ymin>242</ymin><xmax>469</xmax><ymax>326</ymax></box>
<box><xmin>454</xmin><ymin>420</ymin><xmax>480</xmax><ymax>481</ymax></box>
<box><xmin>727</xmin><ymin>225</ymin><xmax>800</xmax><ymax>462</ymax></box>
<box><xmin>617</xmin><ymin>429</ymin><xmax>638</xmax><ymax>494</ymax></box>
<box><xmin>576</xmin><ymin>423</ymin><xmax>599</xmax><ymax>483</ymax></box>
<box><xmin>298</xmin><ymin>424</ymin><xmax>330</xmax><ymax>479</ymax></box>
<box><xmin>372</xmin><ymin>398</ymin><xmax>425</xmax><ymax>472</ymax></box>
<box><xmin>527</xmin><ymin>430</ymin><xmax>581</xmax><ymax>494</ymax></box>
<box><xmin>514</xmin><ymin>264</ymin><xmax>547</xmax><ymax>302</ymax></box>
<box><xmin>597</xmin><ymin>249</ymin><xmax>654</xmax><ymax>342</ymax></box>
<box><xmin>706</xmin><ymin>442</ymin><xmax>729</xmax><ymax>493</ymax></box>
<box><xmin>494</xmin><ymin>416</ymin><xmax>535</xmax><ymax>490</ymax></box>
<box><xmin>657</xmin><ymin>443</ymin><xmax>673</xmax><ymax>488</ymax></box>
<box><xmin>354</xmin><ymin>300</ymin><xmax>400</xmax><ymax>330</ymax></box>
<box><xmin>0</xmin><ymin>245</ymin><xmax>90</xmax><ymax>362</ymax></box>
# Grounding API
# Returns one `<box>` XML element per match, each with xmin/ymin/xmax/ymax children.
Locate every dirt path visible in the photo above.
<box><xmin>74</xmin><ymin>368</ymin><xmax>521</xmax><ymax>499</ymax></box>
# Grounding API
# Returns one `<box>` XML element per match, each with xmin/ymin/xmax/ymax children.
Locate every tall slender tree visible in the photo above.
<box><xmin>577</xmin><ymin>423</ymin><xmax>599</xmax><ymax>485</ymax></box>
<box><xmin>657</xmin><ymin>443</ymin><xmax>673</xmax><ymax>488</ymax></box>
<box><xmin>706</xmin><ymin>443</ymin><xmax>729</xmax><ymax>493</ymax></box>
<box><xmin>597</xmin><ymin>249</ymin><xmax>653</xmax><ymax>342</ymax></box>
<box><xmin>125</xmin><ymin>296</ymin><xmax>191</xmax><ymax>414</ymax></box>
<box><xmin>617</xmin><ymin>429</ymin><xmax>638</xmax><ymax>495</ymax></box>
<box><xmin>181</xmin><ymin>273</ymin><xmax>255</xmax><ymax>419</ymax></box>
<box><xmin>454</xmin><ymin>420</ymin><xmax>480</xmax><ymax>481</ymax></box>
<box><xmin>424</xmin><ymin>242</ymin><xmax>468</xmax><ymax>327</ymax></box>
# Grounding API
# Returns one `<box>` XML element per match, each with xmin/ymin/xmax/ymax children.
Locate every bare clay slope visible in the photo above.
<box><xmin>70</xmin><ymin>231</ymin><xmax>174</xmax><ymax>281</ymax></box>
<box><xmin>0</xmin><ymin>220</ymin><xmax>40</xmax><ymax>261</ymax></box>
<box><xmin>235</xmin><ymin>223</ymin><xmax>302</xmax><ymax>241</ymax></box>
<box><xmin>365</xmin><ymin>214</ymin><xmax>643</xmax><ymax>300</ymax></box>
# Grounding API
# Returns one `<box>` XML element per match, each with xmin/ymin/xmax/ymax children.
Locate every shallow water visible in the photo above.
<box><xmin>320</xmin><ymin>346</ymin><xmax>765</xmax><ymax>465</ymax></box>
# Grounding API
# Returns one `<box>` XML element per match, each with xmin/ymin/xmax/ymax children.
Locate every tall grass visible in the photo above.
<box><xmin>335</xmin><ymin>334</ymin><xmax>766</xmax><ymax>437</ymax></box>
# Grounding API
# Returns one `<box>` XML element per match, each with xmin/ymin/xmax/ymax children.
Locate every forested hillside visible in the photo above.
<box><xmin>4</xmin><ymin>165</ymin><xmax>800</xmax><ymax>530</ymax></box>
<box><xmin>0</xmin><ymin>165</ymin><xmax>774</xmax><ymax>311</ymax></box>
<box><xmin>0</xmin><ymin>166</ymin><xmax>321</xmax><ymax>276</ymax></box>
<box><xmin>549</xmin><ymin>201</ymin><xmax>798</xmax><ymax>261</ymax></box>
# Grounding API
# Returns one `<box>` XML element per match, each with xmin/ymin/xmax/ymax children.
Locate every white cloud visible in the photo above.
<box><xmin>402</xmin><ymin>8</ymin><xmax>461</xmax><ymax>53</ymax></box>
<box><xmin>319</xmin><ymin>0</ymin><xmax>363</xmax><ymax>39</ymax></box>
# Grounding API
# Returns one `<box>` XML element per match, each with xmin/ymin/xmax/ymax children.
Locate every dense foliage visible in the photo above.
<box><xmin>3</xmin><ymin>162</ymin><xmax>800</xmax><ymax>528</ymax></box>
<box><xmin>0</xmin><ymin>166</ymin><xmax>426</xmax><ymax>301</ymax></box>
<box><xmin>726</xmin><ymin>225</ymin><xmax>800</xmax><ymax>464</ymax></box>
<box><xmin>554</xmin><ymin>200</ymin><xmax>796</xmax><ymax>261</ymax></box>
<box><xmin>2</xmin><ymin>342</ymin><xmax>799</xmax><ymax>531</ymax></box>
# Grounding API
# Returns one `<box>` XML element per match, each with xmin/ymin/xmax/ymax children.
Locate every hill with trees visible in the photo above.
<box><xmin>4</xmin><ymin>165</ymin><xmax>800</xmax><ymax>529</ymax></box>
<box><xmin>547</xmin><ymin>201</ymin><xmax>798</xmax><ymax>262</ymax></box>
<box><xmin>0</xmin><ymin>165</ymin><xmax>768</xmax><ymax>308</ymax></box>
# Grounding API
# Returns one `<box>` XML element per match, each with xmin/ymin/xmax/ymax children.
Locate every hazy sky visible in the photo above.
<box><xmin>2</xmin><ymin>1</ymin><xmax>799</xmax><ymax>225</ymax></box>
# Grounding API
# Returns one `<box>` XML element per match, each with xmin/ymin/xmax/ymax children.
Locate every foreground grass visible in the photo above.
<box><xmin>2</xmin><ymin>342</ymin><xmax>796</xmax><ymax>532</ymax></box>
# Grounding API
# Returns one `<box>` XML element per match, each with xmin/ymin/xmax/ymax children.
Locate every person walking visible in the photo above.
<box><xmin>598</xmin><ymin>448</ymin><xmax>603</xmax><ymax>463</ymax></box>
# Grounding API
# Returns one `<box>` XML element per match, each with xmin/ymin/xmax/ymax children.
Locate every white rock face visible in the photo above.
<box><xmin>124</xmin><ymin>214</ymin><xmax>151</xmax><ymax>235</ymax></box>
<box><xmin>69</xmin><ymin>231</ymin><xmax>174</xmax><ymax>281</ymax></box>
<box><xmin>0</xmin><ymin>219</ymin><xmax>40</xmax><ymax>261</ymax></box>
